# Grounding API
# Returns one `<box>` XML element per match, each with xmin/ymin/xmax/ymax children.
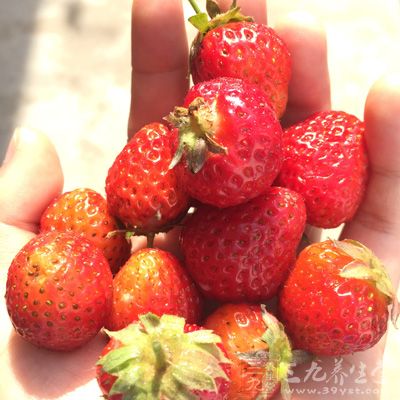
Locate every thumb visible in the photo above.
<box><xmin>0</xmin><ymin>127</ymin><xmax>64</xmax><ymax>233</ymax></box>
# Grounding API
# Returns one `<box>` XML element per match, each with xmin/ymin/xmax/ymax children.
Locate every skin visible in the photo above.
<box><xmin>0</xmin><ymin>1</ymin><xmax>399</xmax><ymax>399</ymax></box>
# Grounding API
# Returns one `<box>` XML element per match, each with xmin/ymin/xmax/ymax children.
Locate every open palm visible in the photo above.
<box><xmin>0</xmin><ymin>1</ymin><xmax>399</xmax><ymax>399</ymax></box>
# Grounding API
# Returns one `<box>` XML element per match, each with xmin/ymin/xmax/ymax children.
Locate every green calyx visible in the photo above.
<box><xmin>334</xmin><ymin>239</ymin><xmax>400</xmax><ymax>327</ymax></box>
<box><xmin>236</xmin><ymin>305</ymin><xmax>312</xmax><ymax>400</ymax></box>
<box><xmin>166</xmin><ymin>97</ymin><xmax>227</xmax><ymax>173</ymax></box>
<box><xmin>97</xmin><ymin>313</ymin><xmax>231</xmax><ymax>400</ymax></box>
<box><xmin>188</xmin><ymin>0</ymin><xmax>253</xmax><ymax>36</ymax></box>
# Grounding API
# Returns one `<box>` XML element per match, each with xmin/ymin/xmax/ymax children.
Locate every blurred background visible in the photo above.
<box><xmin>0</xmin><ymin>0</ymin><xmax>400</xmax><ymax>193</ymax></box>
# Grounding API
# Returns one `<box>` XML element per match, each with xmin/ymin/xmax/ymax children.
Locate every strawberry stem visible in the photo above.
<box><xmin>147</xmin><ymin>232</ymin><xmax>155</xmax><ymax>248</ymax></box>
<box><xmin>153</xmin><ymin>340</ymin><xmax>168</xmax><ymax>372</ymax></box>
<box><xmin>188</xmin><ymin>0</ymin><xmax>202</xmax><ymax>14</ymax></box>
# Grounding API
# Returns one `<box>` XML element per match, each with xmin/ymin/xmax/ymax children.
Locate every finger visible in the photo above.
<box><xmin>216</xmin><ymin>0</ymin><xmax>267</xmax><ymax>24</ymax></box>
<box><xmin>128</xmin><ymin>0</ymin><xmax>189</xmax><ymax>137</ymax></box>
<box><xmin>341</xmin><ymin>73</ymin><xmax>400</xmax><ymax>287</ymax></box>
<box><xmin>0</xmin><ymin>128</ymin><xmax>64</xmax><ymax>232</ymax></box>
<box><xmin>129</xmin><ymin>226</ymin><xmax>184</xmax><ymax>261</ymax></box>
<box><xmin>275</xmin><ymin>12</ymin><xmax>331</xmax><ymax>127</ymax></box>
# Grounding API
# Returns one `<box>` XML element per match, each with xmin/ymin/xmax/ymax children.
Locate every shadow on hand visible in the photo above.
<box><xmin>8</xmin><ymin>330</ymin><xmax>108</xmax><ymax>399</ymax></box>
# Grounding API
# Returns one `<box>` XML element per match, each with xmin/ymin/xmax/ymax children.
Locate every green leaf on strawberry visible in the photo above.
<box><xmin>188</xmin><ymin>0</ymin><xmax>252</xmax><ymax>35</ymax></box>
<box><xmin>166</xmin><ymin>97</ymin><xmax>227</xmax><ymax>173</ymax></box>
<box><xmin>261</xmin><ymin>307</ymin><xmax>293</xmax><ymax>398</ymax></box>
<box><xmin>235</xmin><ymin>305</ymin><xmax>311</xmax><ymax>400</ymax></box>
<box><xmin>97</xmin><ymin>313</ymin><xmax>231</xmax><ymax>400</ymax></box>
<box><xmin>335</xmin><ymin>239</ymin><xmax>400</xmax><ymax>327</ymax></box>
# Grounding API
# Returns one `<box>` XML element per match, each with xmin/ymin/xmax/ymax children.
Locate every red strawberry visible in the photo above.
<box><xmin>275</xmin><ymin>111</ymin><xmax>368</xmax><ymax>228</ymax></box>
<box><xmin>106</xmin><ymin>247</ymin><xmax>203</xmax><ymax>331</ymax></box>
<box><xmin>278</xmin><ymin>239</ymin><xmax>399</xmax><ymax>356</ymax></box>
<box><xmin>105</xmin><ymin>122</ymin><xmax>189</xmax><ymax>234</ymax></box>
<box><xmin>180</xmin><ymin>186</ymin><xmax>306</xmax><ymax>302</ymax></box>
<box><xmin>188</xmin><ymin>0</ymin><xmax>291</xmax><ymax>118</ymax></box>
<box><xmin>5</xmin><ymin>231</ymin><xmax>113</xmax><ymax>351</ymax></box>
<box><xmin>40</xmin><ymin>188</ymin><xmax>130</xmax><ymax>274</ymax></box>
<box><xmin>168</xmin><ymin>77</ymin><xmax>283</xmax><ymax>208</ymax></box>
<box><xmin>97</xmin><ymin>313</ymin><xmax>231</xmax><ymax>400</ymax></box>
<box><xmin>204</xmin><ymin>303</ymin><xmax>297</xmax><ymax>400</ymax></box>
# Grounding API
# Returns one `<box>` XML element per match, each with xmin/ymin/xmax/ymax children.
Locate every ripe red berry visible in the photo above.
<box><xmin>5</xmin><ymin>231</ymin><xmax>113</xmax><ymax>351</ymax></box>
<box><xmin>105</xmin><ymin>122</ymin><xmax>189</xmax><ymax>234</ymax></box>
<box><xmin>168</xmin><ymin>77</ymin><xmax>283</xmax><ymax>208</ymax></box>
<box><xmin>205</xmin><ymin>303</ymin><xmax>295</xmax><ymax>400</ymax></box>
<box><xmin>189</xmin><ymin>1</ymin><xmax>291</xmax><ymax>117</ymax></box>
<box><xmin>106</xmin><ymin>247</ymin><xmax>203</xmax><ymax>331</ymax></box>
<box><xmin>40</xmin><ymin>188</ymin><xmax>130</xmax><ymax>274</ymax></box>
<box><xmin>180</xmin><ymin>186</ymin><xmax>306</xmax><ymax>302</ymax></box>
<box><xmin>278</xmin><ymin>239</ymin><xmax>398</xmax><ymax>356</ymax></box>
<box><xmin>275</xmin><ymin>111</ymin><xmax>368</xmax><ymax>228</ymax></box>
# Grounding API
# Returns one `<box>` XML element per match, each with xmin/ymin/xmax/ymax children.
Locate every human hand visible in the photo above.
<box><xmin>0</xmin><ymin>127</ymin><xmax>109</xmax><ymax>399</ymax></box>
<box><xmin>0</xmin><ymin>1</ymin><xmax>399</xmax><ymax>399</ymax></box>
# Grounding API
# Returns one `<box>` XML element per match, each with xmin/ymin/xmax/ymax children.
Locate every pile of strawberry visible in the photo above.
<box><xmin>4</xmin><ymin>1</ymin><xmax>399</xmax><ymax>399</ymax></box>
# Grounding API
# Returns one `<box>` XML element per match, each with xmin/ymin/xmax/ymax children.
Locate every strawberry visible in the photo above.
<box><xmin>40</xmin><ymin>188</ymin><xmax>130</xmax><ymax>274</ymax></box>
<box><xmin>278</xmin><ymin>239</ymin><xmax>399</xmax><ymax>356</ymax></box>
<box><xmin>105</xmin><ymin>122</ymin><xmax>189</xmax><ymax>234</ymax></box>
<box><xmin>106</xmin><ymin>247</ymin><xmax>203</xmax><ymax>331</ymax></box>
<box><xmin>180</xmin><ymin>186</ymin><xmax>306</xmax><ymax>302</ymax></box>
<box><xmin>275</xmin><ymin>110</ymin><xmax>368</xmax><ymax>228</ymax></box>
<box><xmin>204</xmin><ymin>303</ymin><xmax>298</xmax><ymax>400</ymax></box>
<box><xmin>5</xmin><ymin>231</ymin><xmax>113</xmax><ymax>351</ymax></box>
<box><xmin>168</xmin><ymin>77</ymin><xmax>283</xmax><ymax>208</ymax></box>
<box><xmin>188</xmin><ymin>0</ymin><xmax>291</xmax><ymax>118</ymax></box>
<box><xmin>97</xmin><ymin>313</ymin><xmax>231</xmax><ymax>400</ymax></box>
